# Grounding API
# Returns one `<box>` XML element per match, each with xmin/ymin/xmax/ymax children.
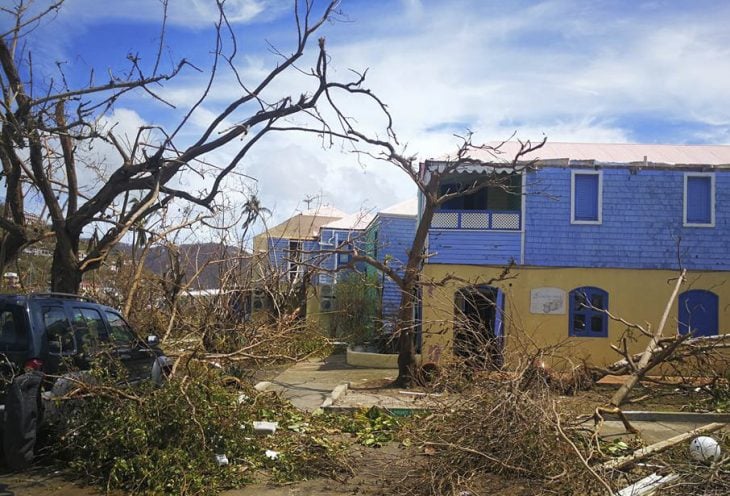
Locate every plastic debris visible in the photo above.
<box><xmin>617</xmin><ymin>473</ymin><xmax>679</xmax><ymax>496</ymax></box>
<box><xmin>237</xmin><ymin>393</ymin><xmax>249</xmax><ymax>404</ymax></box>
<box><xmin>253</xmin><ymin>421</ymin><xmax>278</xmax><ymax>435</ymax></box>
<box><xmin>690</xmin><ymin>436</ymin><xmax>721</xmax><ymax>462</ymax></box>
<box><xmin>264</xmin><ymin>449</ymin><xmax>279</xmax><ymax>460</ymax></box>
<box><xmin>215</xmin><ymin>454</ymin><xmax>229</xmax><ymax>466</ymax></box>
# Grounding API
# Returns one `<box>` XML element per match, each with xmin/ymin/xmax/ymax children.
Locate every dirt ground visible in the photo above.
<box><xmin>0</xmin><ymin>444</ymin><xmax>413</xmax><ymax>496</ymax></box>
<box><xmin>0</xmin><ymin>377</ymin><xmax>723</xmax><ymax>495</ymax></box>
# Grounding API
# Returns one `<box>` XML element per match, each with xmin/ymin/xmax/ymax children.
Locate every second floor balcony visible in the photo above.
<box><xmin>431</xmin><ymin>209</ymin><xmax>522</xmax><ymax>230</ymax></box>
<box><xmin>430</xmin><ymin>172</ymin><xmax>523</xmax><ymax>231</ymax></box>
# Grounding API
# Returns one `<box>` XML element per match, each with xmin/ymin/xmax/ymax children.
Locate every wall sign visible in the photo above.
<box><xmin>530</xmin><ymin>287</ymin><xmax>566</xmax><ymax>314</ymax></box>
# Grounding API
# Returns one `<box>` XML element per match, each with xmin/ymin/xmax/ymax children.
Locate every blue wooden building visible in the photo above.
<box><xmin>420</xmin><ymin>142</ymin><xmax>730</xmax><ymax>367</ymax></box>
<box><xmin>363</xmin><ymin>199</ymin><xmax>418</xmax><ymax>327</ymax></box>
<box><xmin>252</xmin><ymin>206</ymin><xmax>347</xmax><ymax>315</ymax></box>
<box><xmin>253</xmin><ymin>200</ymin><xmax>419</xmax><ymax>341</ymax></box>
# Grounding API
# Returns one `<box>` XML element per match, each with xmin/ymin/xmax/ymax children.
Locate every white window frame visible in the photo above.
<box><xmin>683</xmin><ymin>172</ymin><xmax>715</xmax><ymax>227</ymax></box>
<box><xmin>570</xmin><ymin>170</ymin><xmax>603</xmax><ymax>225</ymax></box>
<box><xmin>287</xmin><ymin>240</ymin><xmax>303</xmax><ymax>282</ymax></box>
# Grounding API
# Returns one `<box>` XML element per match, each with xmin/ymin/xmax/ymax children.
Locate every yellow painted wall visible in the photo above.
<box><xmin>421</xmin><ymin>264</ymin><xmax>730</xmax><ymax>368</ymax></box>
<box><xmin>305</xmin><ymin>287</ymin><xmax>335</xmax><ymax>336</ymax></box>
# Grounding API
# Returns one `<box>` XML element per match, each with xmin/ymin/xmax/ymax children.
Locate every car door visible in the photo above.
<box><xmin>40</xmin><ymin>304</ymin><xmax>77</xmax><ymax>374</ymax></box>
<box><xmin>68</xmin><ymin>305</ymin><xmax>105</xmax><ymax>370</ymax></box>
<box><xmin>102</xmin><ymin>310</ymin><xmax>157</xmax><ymax>382</ymax></box>
<box><xmin>0</xmin><ymin>304</ymin><xmax>31</xmax><ymax>389</ymax></box>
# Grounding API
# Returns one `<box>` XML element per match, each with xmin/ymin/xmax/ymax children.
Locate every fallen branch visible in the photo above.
<box><xmin>601</xmin><ymin>422</ymin><xmax>725</xmax><ymax>471</ymax></box>
<box><xmin>553</xmin><ymin>402</ymin><xmax>614</xmax><ymax>496</ymax></box>
<box><xmin>598</xmin><ymin>333</ymin><xmax>730</xmax><ymax>376</ymax></box>
<box><xmin>610</xmin><ymin>269</ymin><xmax>686</xmax><ymax>407</ymax></box>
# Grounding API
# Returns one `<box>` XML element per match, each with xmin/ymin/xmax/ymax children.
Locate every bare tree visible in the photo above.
<box><xmin>327</xmin><ymin>130</ymin><xmax>546</xmax><ymax>387</ymax></box>
<box><xmin>0</xmin><ymin>0</ymin><xmax>382</xmax><ymax>293</ymax></box>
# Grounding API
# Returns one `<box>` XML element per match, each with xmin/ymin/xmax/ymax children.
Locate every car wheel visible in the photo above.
<box><xmin>42</xmin><ymin>371</ymin><xmax>95</xmax><ymax>426</ymax></box>
<box><xmin>3</xmin><ymin>372</ymin><xmax>42</xmax><ymax>471</ymax></box>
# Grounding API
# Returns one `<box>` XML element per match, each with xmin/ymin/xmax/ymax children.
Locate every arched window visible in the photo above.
<box><xmin>569</xmin><ymin>287</ymin><xmax>608</xmax><ymax>337</ymax></box>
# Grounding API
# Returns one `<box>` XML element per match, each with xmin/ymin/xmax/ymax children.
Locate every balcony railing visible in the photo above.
<box><xmin>431</xmin><ymin>209</ymin><xmax>521</xmax><ymax>230</ymax></box>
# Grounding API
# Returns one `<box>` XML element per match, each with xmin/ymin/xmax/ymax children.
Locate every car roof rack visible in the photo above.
<box><xmin>29</xmin><ymin>292</ymin><xmax>97</xmax><ymax>303</ymax></box>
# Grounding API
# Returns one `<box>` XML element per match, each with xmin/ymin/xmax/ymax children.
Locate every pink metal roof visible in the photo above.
<box><xmin>301</xmin><ymin>205</ymin><xmax>349</xmax><ymax>218</ymax></box>
<box><xmin>322</xmin><ymin>211</ymin><xmax>375</xmax><ymax>230</ymax></box>
<box><xmin>380</xmin><ymin>198</ymin><xmax>418</xmax><ymax>217</ymax></box>
<box><xmin>439</xmin><ymin>142</ymin><xmax>730</xmax><ymax>166</ymax></box>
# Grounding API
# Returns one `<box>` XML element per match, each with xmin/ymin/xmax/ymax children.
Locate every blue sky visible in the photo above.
<box><xmin>5</xmin><ymin>0</ymin><xmax>730</xmax><ymax>230</ymax></box>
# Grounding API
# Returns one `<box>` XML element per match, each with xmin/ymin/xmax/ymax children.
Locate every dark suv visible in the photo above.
<box><xmin>0</xmin><ymin>293</ymin><xmax>169</xmax><ymax>469</ymax></box>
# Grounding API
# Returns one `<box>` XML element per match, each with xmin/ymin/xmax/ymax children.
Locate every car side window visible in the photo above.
<box><xmin>104</xmin><ymin>311</ymin><xmax>136</xmax><ymax>345</ymax></box>
<box><xmin>43</xmin><ymin>306</ymin><xmax>75</xmax><ymax>354</ymax></box>
<box><xmin>71</xmin><ymin>307</ymin><xmax>104</xmax><ymax>354</ymax></box>
<box><xmin>0</xmin><ymin>307</ymin><xmax>26</xmax><ymax>351</ymax></box>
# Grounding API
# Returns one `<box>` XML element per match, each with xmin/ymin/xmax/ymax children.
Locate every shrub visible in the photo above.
<box><xmin>44</xmin><ymin>362</ymin><xmax>348</xmax><ymax>495</ymax></box>
<box><xmin>330</xmin><ymin>272</ymin><xmax>379</xmax><ymax>344</ymax></box>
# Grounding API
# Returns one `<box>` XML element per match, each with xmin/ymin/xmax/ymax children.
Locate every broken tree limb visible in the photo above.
<box><xmin>599</xmin><ymin>334</ymin><xmax>730</xmax><ymax>376</ymax></box>
<box><xmin>594</xmin><ymin>406</ymin><xmax>639</xmax><ymax>435</ymax></box>
<box><xmin>610</xmin><ymin>269</ymin><xmax>686</xmax><ymax>407</ymax></box>
<box><xmin>601</xmin><ymin>421</ymin><xmax>725</xmax><ymax>471</ymax></box>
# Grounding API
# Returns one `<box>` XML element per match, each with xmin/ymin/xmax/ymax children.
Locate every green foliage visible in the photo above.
<box><xmin>330</xmin><ymin>273</ymin><xmax>379</xmax><ymax>343</ymax></box>
<box><xmin>689</xmin><ymin>382</ymin><xmax>730</xmax><ymax>413</ymax></box>
<box><xmin>338</xmin><ymin>407</ymin><xmax>403</xmax><ymax>447</ymax></box>
<box><xmin>46</xmin><ymin>363</ymin><xmax>348</xmax><ymax>495</ymax></box>
<box><xmin>202</xmin><ymin>317</ymin><xmax>332</xmax><ymax>363</ymax></box>
<box><xmin>602</xmin><ymin>439</ymin><xmax>634</xmax><ymax>456</ymax></box>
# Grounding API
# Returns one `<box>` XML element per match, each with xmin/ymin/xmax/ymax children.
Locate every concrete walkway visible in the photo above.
<box><xmin>601</xmin><ymin>420</ymin><xmax>714</xmax><ymax>444</ymax></box>
<box><xmin>261</xmin><ymin>354</ymin><xmax>726</xmax><ymax>451</ymax></box>
<box><xmin>261</xmin><ymin>354</ymin><xmax>397</xmax><ymax>411</ymax></box>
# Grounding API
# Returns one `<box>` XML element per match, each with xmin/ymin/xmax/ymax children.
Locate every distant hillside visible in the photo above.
<box><xmin>6</xmin><ymin>231</ymin><xmax>248</xmax><ymax>290</ymax></box>
<box><xmin>116</xmin><ymin>243</ymin><xmax>250</xmax><ymax>289</ymax></box>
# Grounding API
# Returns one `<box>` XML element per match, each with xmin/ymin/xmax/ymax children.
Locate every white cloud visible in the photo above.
<box><xmin>31</xmin><ymin>0</ymin><xmax>730</xmax><ymax>240</ymax></box>
<box><xmin>60</xmin><ymin>0</ymin><xmax>290</xmax><ymax>27</ymax></box>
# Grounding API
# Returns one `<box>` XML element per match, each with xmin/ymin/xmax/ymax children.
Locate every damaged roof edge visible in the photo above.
<box><xmin>425</xmin><ymin>142</ymin><xmax>730</xmax><ymax>169</ymax></box>
<box><xmin>424</xmin><ymin>158</ymin><xmax>730</xmax><ymax>171</ymax></box>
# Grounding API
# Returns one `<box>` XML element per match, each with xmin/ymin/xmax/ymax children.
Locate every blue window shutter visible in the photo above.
<box><xmin>686</xmin><ymin>176</ymin><xmax>712</xmax><ymax>224</ymax></box>
<box><xmin>574</xmin><ymin>174</ymin><xmax>599</xmax><ymax>221</ymax></box>
<box><xmin>569</xmin><ymin>286</ymin><xmax>608</xmax><ymax>337</ymax></box>
<box><xmin>678</xmin><ymin>290</ymin><xmax>718</xmax><ymax>337</ymax></box>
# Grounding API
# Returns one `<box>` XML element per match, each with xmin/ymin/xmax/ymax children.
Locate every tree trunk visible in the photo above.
<box><xmin>393</xmin><ymin>198</ymin><xmax>436</xmax><ymax>387</ymax></box>
<box><xmin>123</xmin><ymin>241</ymin><xmax>154</xmax><ymax>316</ymax></box>
<box><xmin>394</xmin><ymin>288</ymin><xmax>417</xmax><ymax>387</ymax></box>
<box><xmin>0</xmin><ymin>231</ymin><xmax>27</xmax><ymax>281</ymax></box>
<box><xmin>50</xmin><ymin>234</ymin><xmax>82</xmax><ymax>294</ymax></box>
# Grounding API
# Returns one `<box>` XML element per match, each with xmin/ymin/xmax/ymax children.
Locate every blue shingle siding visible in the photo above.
<box><xmin>316</xmin><ymin>228</ymin><xmax>337</xmax><ymax>279</ymax></box>
<box><xmin>428</xmin><ymin>230</ymin><xmax>521</xmax><ymax>265</ymax></box>
<box><xmin>266</xmin><ymin>237</ymin><xmax>319</xmax><ymax>277</ymax></box>
<box><xmin>524</xmin><ymin>167</ymin><xmax>730</xmax><ymax>270</ymax></box>
<box><xmin>302</xmin><ymin>240</ymin><xmax>319</xmax><ymax>263</ymax></box>
<box><xmin>315</xmin><ymin>227</ymin><xmax>369</xmax><ymax>284</ymax></box>
<box><xmin>267</xmin><ymin>237</ymin><xmax>289</xmax><ymax>272</ymax></box>
<box><xmin>372</xmin><ymin>215</ymin><xmax>417</xmax><ymax>322</ymax></box>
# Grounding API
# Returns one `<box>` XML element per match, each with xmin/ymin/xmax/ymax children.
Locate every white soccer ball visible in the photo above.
<box><xmin>689</xmin><ymin>436</ymin><xmax>721</xmax><ymax>462</ymax></box>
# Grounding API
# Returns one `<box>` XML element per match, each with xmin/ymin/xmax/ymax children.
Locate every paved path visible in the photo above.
<box><xmin>265</xmin><ymin>357</ymin><xmax>728</xmax><ymax>449</ymax></box>
<box><xmin>601</xmin><ymin>420</ymin><xmax>713</xmax><ymax>444</ymax></box>
<box><xmin>263</xmin><ymin>354</ymin><xmax>397</xmax><ymax>411</ymax></box>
